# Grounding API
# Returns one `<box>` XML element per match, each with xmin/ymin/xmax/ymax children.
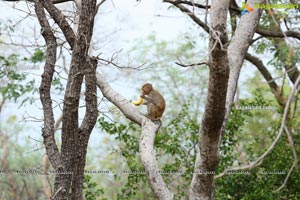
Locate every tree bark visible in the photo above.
<box><xmin>36</xmin><ymin>0</ymin><xmax>98</xmax><ymax>199</ymax></box>
<box><xmin>189</xmin><ymin>1</ymin><xmax>230</xmax><ymax>199</ymax></box>
<box><xmin>140</xmin><ymin>119</ymin><xmax>173</xmax><ymax>199</ymax></box>
<box><xmin>224</xmin><ymin>0</ymin><xmax>265</xmax><ymax>123</ymax></box>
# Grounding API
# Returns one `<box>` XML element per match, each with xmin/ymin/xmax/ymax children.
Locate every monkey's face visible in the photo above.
<box><xmin>141</xmin><ymin>83</ymin><xmax>153</xmax><ymax>95</ymax></box>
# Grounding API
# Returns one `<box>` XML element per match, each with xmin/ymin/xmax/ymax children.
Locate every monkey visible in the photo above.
<box><xmin>139</xmin><ymin>83</ymin><xmax>165</xmax><ymax>121</ymax></box>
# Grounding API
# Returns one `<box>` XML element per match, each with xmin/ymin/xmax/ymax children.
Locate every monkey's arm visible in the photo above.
<box><xmin>141</xmin><ymin>95</ymin><xmax>156</xmax><ymax>105</ymax></box>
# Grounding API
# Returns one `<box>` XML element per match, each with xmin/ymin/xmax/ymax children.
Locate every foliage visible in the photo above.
<box><xmin>0</xmin><ymin>117</ymin><xmax>45</xmax><ymax>200</ymax></box>
<box><xmin>98</xmin><ymin>103</ymin><xmax>199</xmax><ymax>199</ymax></box>
<box><xmin>83</xmin><ymin>175</ymin><xmax>108</xmax><ymax>200</ymax></box>
<box><xmin>215</xmin><ymin>89</ymin><xmax>300</xmax><ymax>200</ymax></box>
<box><xmin>0</xmin><ymin>54</ymin><xmax>38</xmax><ymax>104</ymax></box>
<box><xmin>30</xmin><ymin>49</ymin><xmax>45</xmax><ymax>63</ymax></box>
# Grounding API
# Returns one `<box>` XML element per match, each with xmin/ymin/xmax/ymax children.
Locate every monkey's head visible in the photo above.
<box><xmin>141</xmin><ymin>83</ymin><xmax>153</xmax><ymax>95</ymax></box>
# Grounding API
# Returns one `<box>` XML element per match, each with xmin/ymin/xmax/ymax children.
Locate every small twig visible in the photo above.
<box><xmin>250</xmin><ymin>36</ymin><xmax>263</xmax><ymax>45</ymax></box>
<box><xmin>267</xmin><ymin>65</ymin><xmax>299</xmax><ymax>83</ymax></box>
<box><xmin>175</xmin><ymin>61</ymin><xmax>208</xmax><ymax>67</ymax></box>
<box><xmin>97</xmin><ymin>57</ymin><xmax>148</xmax><ymax>70</ymax></box>
<box><xmin>95</xmin><ymin>0</ymin><xmax>106</xmax><ymax>14</ymax></box>
<box><xmin>292</xmin><ymin>86</ymin><xmax>300</xmax><ymax>118</ymax></box>
<box><xmin>274</xmin><ymin>160</ymin><xmax>297</xmax><ymax>192</ymax></box>
<box><xmin>51</xmin><ymin>187</ymin><xmax>65</xmax><ymax>199</ymax></box>
<box><xmin>284</xmin><ymin>127</ymin><xmax>298</xmax><ymax>164</ymax></box>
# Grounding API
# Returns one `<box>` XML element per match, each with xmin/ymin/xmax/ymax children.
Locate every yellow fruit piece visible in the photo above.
<box><xmin>132</xmin><ymin>97</ymin><xmax>144</xmax><ymax>106</ymax></box>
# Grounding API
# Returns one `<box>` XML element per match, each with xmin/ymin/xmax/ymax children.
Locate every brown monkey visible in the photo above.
<box><xmin>140</xmin><ymin>83</ymin><xmax>165</xmax><ymax>120</ymax></box>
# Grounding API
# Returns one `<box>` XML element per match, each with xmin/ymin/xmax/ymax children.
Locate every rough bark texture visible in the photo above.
<box><xmin>36</xmin><ymin>0</ymin><xmax>98</xmax><ymax>199</ymax></box>
<box><xmin>35</xmin><ymin>0</ymin><xmax>62</xmax><ymax>172</ymax></box>
<box><xmin>189</xmin><ymin>1</ymin><xmax>230</xmax><ymax>199</ymax></box>
<box><xmin>56</xmin><ymin>0</ymin><xmax>97</xmax><ymax>199</ymax></box>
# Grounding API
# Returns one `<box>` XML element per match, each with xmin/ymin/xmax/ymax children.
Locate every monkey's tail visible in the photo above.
<box><xmin>144</xmin><ymin>115</ymin><xmax>162</xmax><ymax>132</ymax></box>
<box><xmin>150</xmin><ymin>118</ymin><xmax>162</xmax><ymax>133</ymax></box>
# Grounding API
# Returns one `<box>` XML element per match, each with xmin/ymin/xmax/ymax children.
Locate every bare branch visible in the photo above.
<box><xmin>95</xmin><ymin>0</ymin><xmax>106</xmax><ymax>14</ymax></box>
<box><xmin>245</xmin><ymin>52</ymin><xmax>286</xmax><ymax>107</ymax></box>
<box><xmin>39</xmin><ymin>0</ymin><xmax>76</xmax><ymax>48</ymax></box>
<box><xmin>163</xmin><ymin>0</ymin><xmax>209</xmax><ymax>33</ymax></box>
<box><xmin>175</xmin><ymin>61</ymin><xmax>208</xmax><ymax>67</ymax></box>
<box><xmin>275</xmin><ymin>160</ymin><xmax>297</xmax><ymax>192</ymax></box>
<box><xmin>97</xmin><ymin>57</ymin><xmax>148</xmax><ymax>70</ymax></box>
<box><xmin>140</xmin><ymin>118</ymin><xmax>173</xmax><ymax>199</ymax></box>
<box><xmin>162</xmin><ymin>0</ymin><xmax>240</xmax><ymax>13</ymax></box>
<box><xmin>96</xmin><ymin>73</ymin><xmax>143</xmax><ymax>125</ymax></box>
<box><xmin>223</xmin><ymin>0</ymin><xmax>265</xmax><ymax>131</ymax></box>
<box><xmin>35</xmin><ymin>0</ymin><xmax>62</xmax><ymax>170</ymax></box>
<box><xmin>256</xmin><ymin>28</ymin><xmax>300</xmax><ymax>40</ymax></box>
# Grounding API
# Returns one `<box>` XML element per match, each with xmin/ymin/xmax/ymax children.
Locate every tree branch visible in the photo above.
<box><xmin>163</xmin><ymin>0</ymin><xmax>209</xmax><ymax>33</ymax></box>
<box><xmin>79</xmin><ymin>57</ymin><xmax>98</xmax><ymax>133</ymax></box>
<box><xmin>245</xmin><ymin>52</ymin><xmax>286</xmax><ymax>107</ymax></box>
<box><xmin>162</xmin><ymin>0</ymin><xmax>240</xmax><ymax>13</ymax></box>
<box><xmin>35</xmin><ymin>0</ymin><xmax>62</xmax><ymax>170</ymax></box>
<box><xmin>223</xmin><ymin>0</ymin><xmax>265</xmax><ymax>131</ymax></box>
<box><xmin>96</xmin><ymin>73</ymin><xmax>143</xmax><ymax>125</ymax></box>
<box><xmin>95</xmin><ymin>73</ymin><xmax>174</xmax><ymax>198</ymax></box>
<box><xmin>39</xmin><ymin>0</ymin><xmax>76</xmax><ymax>48</ymax></box>
<box><xmin>140</xmin><ymin>118</ymin><xmax>173</xmax><ymax>199</ymax></box>
<box><xmin>175</xmin><ymin>61</ymin><xmax>208</xmax><ymax>67</ymax></box>
<box><xmin>274</xmin><ymin>127</ymin><xmax>298</xmax><ymax>192</ymax></box>
<box><xmin>256</xmin><ymin>28</ymin><xmax>300</xmax><ymax>40</ymax></box>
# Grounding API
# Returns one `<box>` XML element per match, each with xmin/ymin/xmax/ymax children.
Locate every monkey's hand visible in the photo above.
<box><xmin>131</xmin><ymin>97</ymin><xmax>144</xmax><ymax>106</ymax></box>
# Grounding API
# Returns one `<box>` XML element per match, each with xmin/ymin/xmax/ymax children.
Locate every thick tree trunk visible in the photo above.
<box><xmin>189</xmin><ymin>0</ymin><xmax>230</xmax><ymax>199</ymax></box>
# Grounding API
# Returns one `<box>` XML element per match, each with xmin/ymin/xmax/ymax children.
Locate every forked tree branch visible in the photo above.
<box><xmin>39</xmin><ymin>0</ymin><xmax>76</xmax><ymax>48</ymax></box>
